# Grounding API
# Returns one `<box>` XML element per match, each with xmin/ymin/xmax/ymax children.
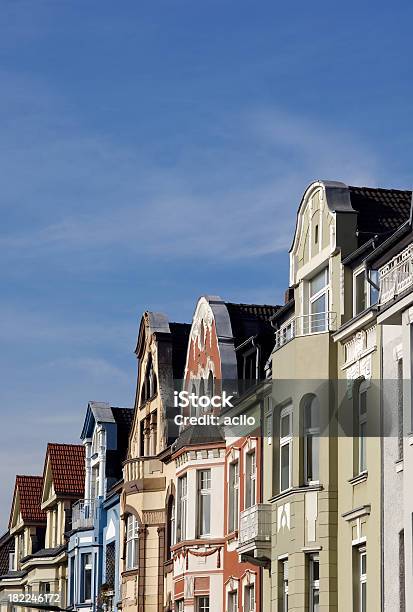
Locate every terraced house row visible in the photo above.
<box><xmin>1</xmin><ymin>179</ymin><xmax>413</xmax><ymax>612</ymax></box>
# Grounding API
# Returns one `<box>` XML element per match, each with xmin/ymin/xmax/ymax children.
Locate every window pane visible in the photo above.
<box><xmin>369</xmin><ymin>270</ymin><xmax>379</xmax><ymax>305</ymax></box>
<box><xmin>361</xmin><ymin>583</ymin><xmax>366</xmax><ymax>612</ymax></box>
<box><xmin>310</xmin><ymin>269</ymin><xmax>327</xmax><ymax>297</ymax></box>
<box><xmin>281</xmin><ymin>414</ymin><xmax>290</xmax><ymax>438</ymax></box>
<box><xmin>200</xmin><ymin>493</ymin><xmax>211</xmax><ymax>535</ymax></box>
<box><xmin>355</xmin><ymin>271</ymin><xmax>367</xmax><ymax>314</ymax></box>
<box><xmin>281</xmin><ymin>444</ymin><xmax>290</xmax><ymax>491</ymax></box>
<box><xmin>306</xmin><ymin>435</ymin><xmax>319</xmax><ymax>482</ymax></box>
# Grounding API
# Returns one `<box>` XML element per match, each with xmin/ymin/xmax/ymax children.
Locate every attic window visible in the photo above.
<box><xmin>140</xmin><ymin>354</ymin><xmax>157</xmax><ymax>404</ymax></box>
<box><xmin>314</xmin><ymin>224</ymin><xmax>319</xmax><ymax>244</ymax></box>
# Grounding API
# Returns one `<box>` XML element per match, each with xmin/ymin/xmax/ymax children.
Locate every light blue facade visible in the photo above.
<box><xmin>67</xmin><ymin>402</ymin><xmax>133</xmax><ymax>612</ymax></box>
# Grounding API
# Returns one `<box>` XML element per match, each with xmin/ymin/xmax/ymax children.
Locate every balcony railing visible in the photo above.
<box><xmin>379</xmin><ymin>244</ymin><xmax>413</xmax><ymax>305</ymax></box>
<box><xmin>274</xmin><ymin>311</ymin><xmax>337</xmax><ymax>350</ymax></box>
<box><xmin>237</xmin><ymin>504</ymin><xmax>271</xmax><ymax>565</ymax></box>
<box><xmin>71</xmin><ymin>499</ymin><xmax>98</xmax><ymax>530</ymax></box>
<box><xmin>123</xmin><ymin>457</ymin><xmax>163</xmax><ymax>483</ymax></box>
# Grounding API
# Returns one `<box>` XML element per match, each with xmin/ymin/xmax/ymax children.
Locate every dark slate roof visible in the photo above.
<box><xmin>105</xmin><ymin>407</ymin><xmax>134</xmax><ymax>482</ymax></box>
<box><xmin>224</xmin><ymin>303</ymin><xmax>280</xmax><ymax>346</ymax></box>
<box><xmin>172</xmin><ymin>424</ymin><xmax>225</xmax><ymax>453</ymax></box>
<box><xmin>0</xmin><ymin>570</ymin><xmax>27</xmax><ymax>580</ymax></box>
<box><xmin>11</xmin><ymin>476</ymin><xmax>46</xmax><ymax>526</ymax></box>
<box><xmin>169</xmin><ymin>322</ymin><xmax>191</xmax><ymax>380</ymax></box>
<box><xmin>348</xmin><ymin>186</ymin><xmax>412</xmax><ymax>244</ymax></box>
<box><xmin>0</xmin><ymin>532</ymin><xmax>14</xmax><ymax>576</ymax></box>
<box><xmin>112</xmin><ymin>407</ymin><xmax>134</xmax><ymax>461</ymax></box>
<box><xmin>21</xmin><ymin>544</ymin><xmax>66</xmax><ymax>562</ymax></box>
<box><xmin>46</xmin><ymin>443</ymin><xmax>85</xmax><ymax>497</ymax></box>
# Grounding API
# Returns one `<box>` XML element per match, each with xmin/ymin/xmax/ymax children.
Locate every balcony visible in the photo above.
<box><xmin>71</xmin><ymin>499</ymin><xmax>98</xmax><ymax>530</ymax></box>
<box><xmin>274</xmin><ymin>311</ymin><xmax>337</xmax><ymax>350</ymax></box>
<box><xmin>123</xmin><ymin>457</ymin><xmax>164</xmax><ymax>484</ymax></box>
<box><xmin>379</xmin><ymin>244</ymin><xmax>413</xmax><ymax>305</ymax></box>
<box><xmin>237</xmin><ymin>504</ymin><xmax>271</xmax><ymax>566</ymax></box>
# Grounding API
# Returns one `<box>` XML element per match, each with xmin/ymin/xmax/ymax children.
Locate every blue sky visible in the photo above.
<box><xmin>1</xmin><ymin>0</ymin><xmax>412</xmax><ymax>530</ymax></box>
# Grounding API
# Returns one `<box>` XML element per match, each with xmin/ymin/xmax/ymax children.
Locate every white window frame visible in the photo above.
<box><xmin>309</xmin><ymin>554</ymin><xmax>319</xmax><ymax>611</ymax></box>
<box><xmin>197</xmin><ymin>469</ymin><xmax>211</xmax><ymax>537</ymax></box>
<box><xmin>125</xmin><ymin>514</ymin><xmax>139</xmax><ymax>570</ymax></box>
<box><xmin>245</xmin><ymin>451</ymin><xmax>257</xmax><ymax>509</ymax></box>
<box><xmin>228</xmin><ymin>460</ymin><xmax>239</xmax><ymax>533</ymax></box>
<box><xmin>177</xmin><ymin>474</ymin><xmax>188</xmax><ymax>542</ymax></box>
<box><xmin>280</xmin><ymin>406</ymin><xmax>292</xmax><ymax>492</ymax></box>
<box><xmin>359</xmin><ymin>548</ymin><xmax>367</xmax><ymax>612</ymax></box>
<box><xmin>358</xmin><ymin>382</ymin><xmax>368</xmax><ymax>474</ymax></box>
<box><xmin>196</xmin><ymin>595</ymin><xmax>210</xmax><ymax>612</ymax></box>
<box><xmin>304</xmin><ymin>396</ymin><xmax>320</xmax><ymax>485</ymax></box>
<box><xmin>308</xmin><ymin>267</ymin><xmax>329</xmax><ymax>333</ymax></box>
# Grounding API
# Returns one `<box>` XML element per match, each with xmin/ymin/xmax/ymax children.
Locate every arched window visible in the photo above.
<box><xmin>125</xmin><ymin>515</ymin><xmax>139</xmax><ymax>570</ymax></box>
<box><xmin>303</xmin><ymin>396</ymin><xmax>320</xmax><ymax>484</ymax></box>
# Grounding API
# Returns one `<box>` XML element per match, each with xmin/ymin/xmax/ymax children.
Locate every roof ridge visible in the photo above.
<box><xmin>348</xmin><ymin>185</ymin><xmax>412</xmax><ymax>193</ymax></box>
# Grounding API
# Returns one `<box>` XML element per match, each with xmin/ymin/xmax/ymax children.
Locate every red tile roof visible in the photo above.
<box><xmin>10</xmin><ymin>476</ymin><xmax>46</xmax><ymax>526</ymax></box>
<box><xmin>46</xmin><ymin>443</ymin><xmax>85</xmax><ymax>497</ymax></box>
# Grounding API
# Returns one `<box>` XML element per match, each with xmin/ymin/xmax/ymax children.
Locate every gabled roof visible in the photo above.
<box><xmin>348</xmin><ymin>185</ymin><xmax>412</xmax><ymax>242</ymax></box>
<box><xmin>10</xmin><ymin>476</ymin><xmax>46</xmax><ymax>527</ymax></box>
<box><xmin>45</xmin><ymin>443</ymin><xmax>85</xmax><ymax>497</ymax></box>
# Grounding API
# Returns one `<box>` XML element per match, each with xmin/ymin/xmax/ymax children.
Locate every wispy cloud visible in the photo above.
<box><xmin>0</xmin><ymin>72</ymin><xmax>383</xmax><ymax>269</ymax></box>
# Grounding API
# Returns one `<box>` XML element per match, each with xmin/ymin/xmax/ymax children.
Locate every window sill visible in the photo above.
<box><xmin>269</xmin><ymin>483</ymin><xmax>323</xmax><ymax>503</ymax></box>
<box><xmin>122</xmin><ymin>568</ymin><xmax>139</xmax><ymax>577</ymax></box>
<box><xmin>348</xmin><ymin>471</ymin><xmax>368</xmax><ymax>486</ymax></box>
